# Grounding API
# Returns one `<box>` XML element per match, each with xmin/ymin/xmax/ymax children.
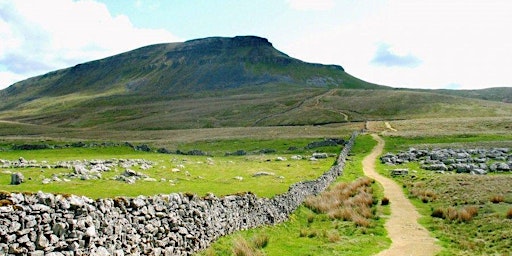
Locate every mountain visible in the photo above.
<box><xmin>0</xmin><ymin>36</ymin><xmax>382</xmax><ymax>100</ymax></box>
<box><xmin>0</xmin><ymin>36</ymin><xmax>510</xmax><ymax>130</ymax></box>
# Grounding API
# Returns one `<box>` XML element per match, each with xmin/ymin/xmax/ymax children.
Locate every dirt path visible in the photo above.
<box><xmin>363</xmin><ymin>134</ymin><xmax>441</xmax><ymax>256</ymax></box>
<box><xmin>384</xmin><ymin>122</ymin><xmax>397</xmax><ymax>132</ymax></box>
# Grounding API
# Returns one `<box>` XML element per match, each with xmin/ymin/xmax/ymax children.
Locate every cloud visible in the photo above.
<box><xmin>286</xmin><ymin>0</ymin><xmax>335</xmax><ymax>11</ymax></box>
<box><xmin>0</xmin><ymin>0</ymin><xmax>180</xmax><ymax>89</ymax></box>
<box><xmin>371</xmin><ymin>43</ymin><xmax>422</xmax><ymax>68</ymax></box>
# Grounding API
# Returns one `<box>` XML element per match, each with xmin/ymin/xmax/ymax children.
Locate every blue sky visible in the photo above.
<box><xmin>1</xmin><ymin>0</ymin><xmax>512</xmax><ymax>90</ymax></box>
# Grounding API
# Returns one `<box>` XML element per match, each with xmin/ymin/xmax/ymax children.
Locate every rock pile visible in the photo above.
<box><xmin>0</xmin><ymin>133</ymin><xmax>356</xmax><ymax>255</ymax></box>
<box><xmin>381</xmin><ymin>147</ymin><xmax>511</xmax><ymax>175</ymax></box>
<box><xmin>1</xmin><ymin>158</ymin><xmax>154</xmax><ymax>185</ymax></box>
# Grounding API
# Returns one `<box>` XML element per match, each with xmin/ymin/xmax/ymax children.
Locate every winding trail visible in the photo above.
<box><xmin>363</xmin><ymin>134</ymin><xmax>441</xmax><ymax>256</ymax></box>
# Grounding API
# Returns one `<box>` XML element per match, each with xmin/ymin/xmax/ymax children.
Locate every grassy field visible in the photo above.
<box><xmin>377</xmin><ymin>134</ymin><xmax>512</xmax><ymax>255</ymax></box>
<box><xmin>198</xmin><ymin>134</ymin><xmax>391</xmax><ymax>256</ymax></box>
<box><xmin>2</xmin><ymin>117</ymin><xmax>512</xmax><ymax>255</ymax></box>
<box><xmin>0</xmin><ymin>137</ymin><xmax>346</xmax><ymax>199</ymax></box>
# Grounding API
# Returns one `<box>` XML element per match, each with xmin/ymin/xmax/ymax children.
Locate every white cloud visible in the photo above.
<box><xmin>286</xmin><ymin>0</ymin><xmax>335</xmax><ymax>11</ymax></box>
<box><xmin>371</xmin><ymin>43</ymin><xmax>421</xmax><ymax>68</ymax></box>
<box><xmin>281</xmin><ymin>0</ymin><xmax>512</xmax><ymax>89</ymax></box>
<box><xmin>0</xmin><ymin>0</ymin><xmax>180</xmax><ymax>89</ymax></box>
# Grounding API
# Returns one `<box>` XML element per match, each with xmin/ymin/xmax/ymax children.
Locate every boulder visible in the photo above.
<box><xmin>10</xmin><ymin>172</ymin><xmax>24</xmax><ymax>185</ymax></box>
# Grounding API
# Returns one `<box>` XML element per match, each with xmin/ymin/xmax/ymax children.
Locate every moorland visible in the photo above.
<box><xmin>0</xmin><ymin>36</ymin><xmax>511</xmax><ymax>255</ymax></box>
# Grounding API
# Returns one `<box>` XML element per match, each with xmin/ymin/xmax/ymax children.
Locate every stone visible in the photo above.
<box><xmin>68</xmin><ymin>195</ymin><xmax>85</xmax><ymax>208</ymax></box>
<box><xmin>312</xmin><ymin>153</ymin><xmax>328</xmax><ymax>159</ymax></box>
<box><xmin>92</xmin><ymin>246</ymin><xmax>110</xmax><ymax>256</ymax></box>
<box><xmin>52</xmin><ymin>223</ymin><xmax>67</xmax><ymax>237</ymax></box>
<box><xmin>253</xmin><ymin>171</ymin><xmax>274</xmax><ymax>177</ymax></box>
<box><xmin>17</xmin><ymin>234</ymin><xmax>30</xmax><ymax>243</ymax></box>
<box><xmin>132</xmin><ymin>197</ymin><xmax>147</xmax><ymax>208</ymax></box>
<box><xmin>10</xmin><ymin>172</ymin><xmax>24</xmax><ymax>185</ymax></box>
<box><xmin>29</xmin><ymin>251</ymin><xmax>45</xmax><ymax>256</ymax></box>
<box><xmin>36</xmin><ymin>234</ymin><xmax>49</xmax><ymax>249</ymax></box>
<box><xmin>86</xmin><ymin>226</ymin><xmax>97</xmax><ymax>237</ymax></box>
<box><xmin>31</xmin><ymin>204</ymin><xmax>51</xmax><ymax>212</ymax></box>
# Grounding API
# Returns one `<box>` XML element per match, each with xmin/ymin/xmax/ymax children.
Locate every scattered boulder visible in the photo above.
<box><xmin>312</xmin><ymin>153</ymin><xmax>328</xmax><ymax>159</ymax></box>
<box><xmin>306</xmin><ymin>138</ymin><xmax>344</xmax><ymax>149</ymax></box>
<box><xmin>225</xmin><ymin>150</ymin><xmax>247</xmax><ymax>156</ymax></box>
<box><xmin>253</xmin><ymin>171</ymin><xmax>275</xmax><ymax>177</ymax></box>
<box><xmin>390</xmin><ymin>169</ymin><xmax>409</xmax><ymax>176</ymax></box>
<box><xmin>134</xmin><ymin>144</ymin><xmax>151</xmax><ymax>152</ymax></box>
<box><xmin>383</xmin><ymin>147</ymin><xmax>511</xmax><ymax>175</ymax></box>
<box><xmin>10</xmin><ymin>172</ymin><xmax>24</xmax><ymax>185</ymax></box>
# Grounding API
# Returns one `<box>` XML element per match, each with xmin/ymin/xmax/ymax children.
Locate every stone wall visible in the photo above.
<box><xmin>0</xmin><ymin>132</ymin><xmax>357</xmax><ymax>256</ymax></box>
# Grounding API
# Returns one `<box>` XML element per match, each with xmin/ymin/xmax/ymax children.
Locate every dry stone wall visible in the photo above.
<box><xmin>0</xmin><ymin>132</ymin><xmax>357</xmax><ymax>256</ymax></box>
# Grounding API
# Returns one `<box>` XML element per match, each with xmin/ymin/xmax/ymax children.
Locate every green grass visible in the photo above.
<box><xmin>198</xmin><ymin>134</ymin><xmax>391</xmax><ymax>256</ymax></box>
<box><xmin>384</xmin><ymin>133</ymin><xmax>512</xmax><ymax>152</ymax></box>
<box><xmin>0</xmin><ymin>138</ymin><xmax>339</xmax><ymax>199</ymax></box>
<box><xmin>377</xmin><ymin>134</ymin><xmax>512</xmax><ymax>255</ymax></box>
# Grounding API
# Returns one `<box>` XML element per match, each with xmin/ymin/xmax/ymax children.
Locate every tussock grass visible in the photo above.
<box><xmin>232</xmin><ymin>236</ymin><xmax>263</xmax><ymax>256</ymax></box>
<box><xmin>251</xmin><ymin>234</ymin><xmax>269</xmax><ymax>249</ymax></box>
<box><xmin>431</xmin><ymin>205</ymin><xmax>478</xmax><ymax>222</ymax></box>
<box><xmin>304</xmin><ymin>177</ymin><xmax>376</xmax><ymax>228</ymax></box>
<box><xmin>506</xmin><ymin>208</ymin><xmax>512</xmax><ymax>219</ymax></box>
<box><xmin>490</xmin><ymin>195</ymin><xmax>505</xmax><ymax>204</ymax></box>
<box><xmin>381</xmin><ymin>197</ymin><xmax>389</xmax><ymax>205</ymax></box>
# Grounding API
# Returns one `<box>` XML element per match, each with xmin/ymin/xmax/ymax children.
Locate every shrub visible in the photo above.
<box><xmin>490</xmin><ymin>195</ymin><xmax>505</xmax><ymax>204</ymax></box>
<box><xmin>381</xmin><ymin>197</ymin><xmax>390</xmax><ymax>205</ymax></box>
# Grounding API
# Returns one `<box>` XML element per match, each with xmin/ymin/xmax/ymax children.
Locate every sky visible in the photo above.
<box><xmin>1</xmin><ymin>0</ymin><xmax>512</xmax><ymax>90</ymax></box>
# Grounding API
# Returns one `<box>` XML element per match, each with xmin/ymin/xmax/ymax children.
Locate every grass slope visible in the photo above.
<box><xmin>1</xmin><ymin>86</ymin><xmax>511</xmax><ymax>130</ymax></box>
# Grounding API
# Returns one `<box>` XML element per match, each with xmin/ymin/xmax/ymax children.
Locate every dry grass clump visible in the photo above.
<box><xmin>304</xmin><ymin>177</ymin><xmax>376</xmax><ymax>228</ymax></box>
<box><xmin>490</xmin><ymin>195</ymin><xmax>505</xmax><ymax>204</ymax></box>
<box><xmin>431</xmin><ymin>206</ymin><xmax>478</xmax><ymax>222</ymax></box>
<box><xmin>0</xmin><ymin>199</ymin><xmax>13</xmax><ymax>207</ymax></box>
<box><xmin>251</xmin><ymin>234</ymin><xmax>269</xmax><ymax>249</ymax></box>
<box><xmin>326</xmin><ymin>231</ymin><xmax>341</xmax><ymax>243</ymax></box>
<box><xmin>410</xmin><ymin>182</ymin><xmax>438</xmax><ymax>203</ymax></box>
<box><xmin>506</xmin><ymin>208</ymin><xmax>512</xmax><ymax>219</ymax></box>
<box><xmin>232</xmin><ymin>236</ymin><xmax>264</xmax><ymax>256</ymax></box>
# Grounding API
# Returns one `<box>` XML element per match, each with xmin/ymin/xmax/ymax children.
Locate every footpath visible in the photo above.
<box><xmin>363</xmin><ymin>134</ymin><xmax>441</xmax><ymax>256</ymax></box>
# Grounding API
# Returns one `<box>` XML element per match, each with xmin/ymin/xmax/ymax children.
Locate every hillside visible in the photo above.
<box><xmin>434</xmin><ymin>87</ymin><xmax>512</xmax><ymax>103</ymax></box>
<box><xmin>0</xmin><ymin>36</ymin><xmax>511</xmax><ymax>130</ymax></box>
